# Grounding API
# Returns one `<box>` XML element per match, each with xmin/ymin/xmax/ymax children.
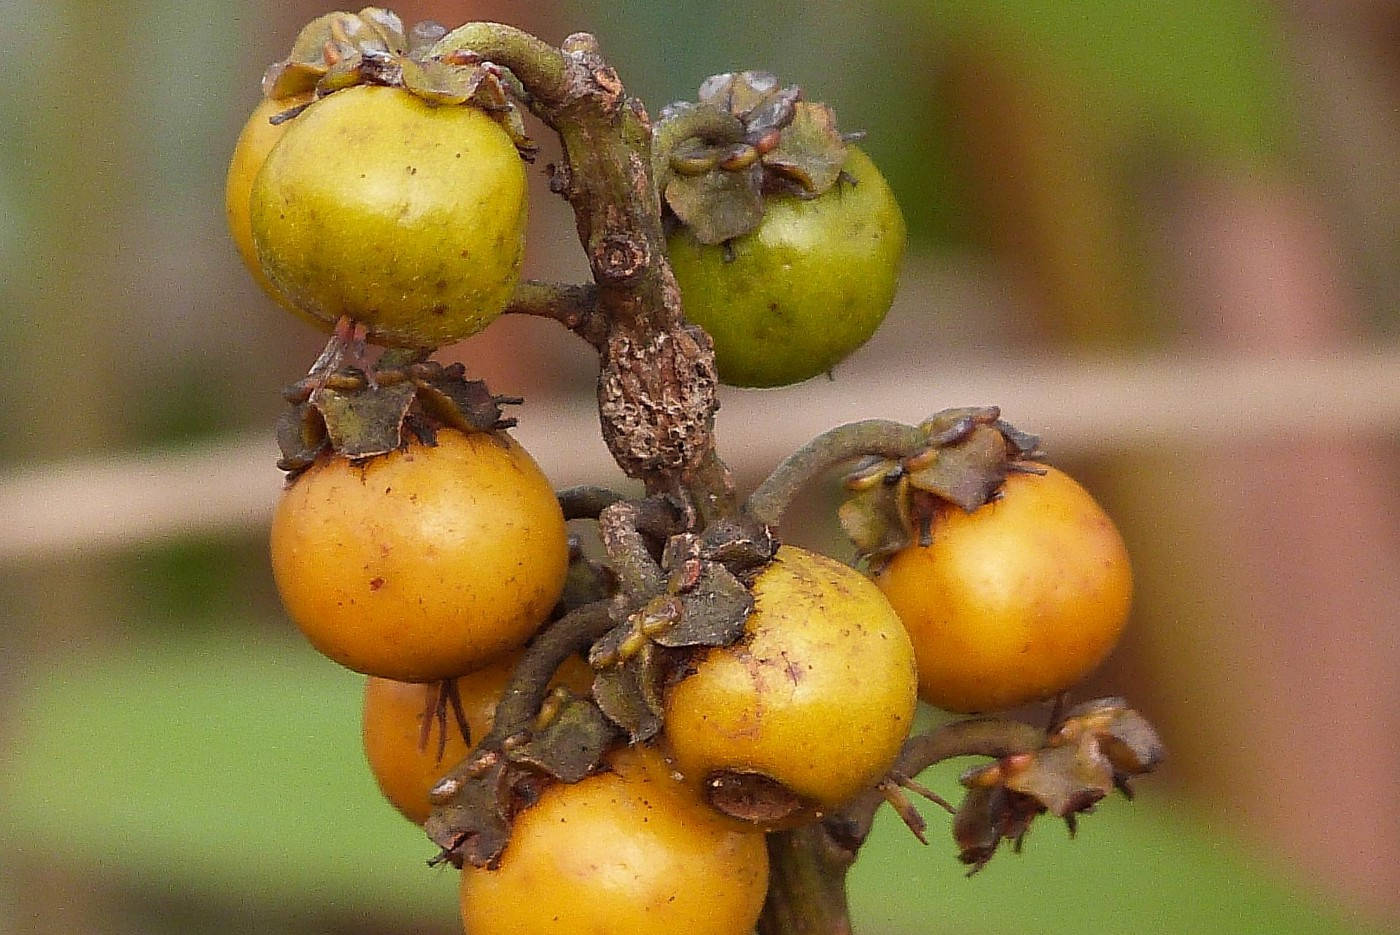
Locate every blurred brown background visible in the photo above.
<box><xmin>1</xmin><ymin>1</ymin><xmax>1396</xmax><ymax>933</ymax></box>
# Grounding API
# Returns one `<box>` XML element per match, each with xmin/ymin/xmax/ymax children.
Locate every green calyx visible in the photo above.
<box><xmin>259</xmin><ymin>7</ymin><xmax>534</xmax><ymax>157</ymax></box>
<box><xmin>656</xmin><ymin>70</ymin><xmax>850</xmax><ymax>245</ymax></box>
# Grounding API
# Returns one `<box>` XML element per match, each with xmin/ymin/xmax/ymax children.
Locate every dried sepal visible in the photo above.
<box><xmin>261</xmin><ymin>9</ymin><xmax>403</xmax><ymax>99</ymax></box>
<box><xmin>657</xmin><ymin>562</ymin><xmax>753</xmax><ymax>648</ymax></box>
<box><xmin>506</xmin><ymin>693</ymin><xmax>618</xmax><ymax>783</ymax></box>
<box><xmin>355</xmin><ymin>6</ymin><xmax>409</xmax><ymax>52</ymax></box>
<box><xmin>592</xmin><ymin>645</ymin><xmax>665</xmax><ymax>743</ymax></box>
<box><xmin>274</xmin><ymin>400</ymin><xmax>330</xmax><ymax>475</ymax></box>
<box><xmin>664</xmin><ymin>161</ymin><xmax>764</xmax><ymax>245</ymax></box>
<box><xmin>838</xmin><ymin>457</ymin><xmax>907</xmax><ymax>563</ymax></box>
<box><xmin>409</xmin><ymin>362</ymin><xmax>516</xmax><ymax>434</ymax></box>
<box><xmin>839</xmin><ymin>408</ymin><xmax>1048</xmax><ymax>566</ymax></box>
<box><xmin>903</xmin><ymin>424</ymin><xmax>1015</xmax><ymax>513</ymax></box>
<box><xmin>424</xmin><ymin>759</ymin><xmax>515</xmax><ymax>870</ymax></box>
<box><xmin>948</xmin><ymin>700</ymin><xmax>1163</xmax><ymax>869</ymax></box>
<box><xmin>273</xmin><ymin>354</ymin><xmax>521</xmax><ymax>474</ymax></box>
<box><xmin>1049</xmin><ymin>697</ymin><xmax>1166</xmax><ymax>781</ymax></box>
<box><xmin>760</xmin><ymin>102</ymin><xmax>846</xmax><ymax>195</ymax></box>
<box><xmin>952</xmin><ymin>783</ymin><xmax>1042</xmax><ymax>872</ymax></box>
<box><xmin>311</xmin><ymin>380</ymin><xmax>415</xmax><ymax>459</ymax></box>
<box><xmin>698</xmin><ymin>71</ymin><xmax>786</xmax><ymax>117</ymax></box>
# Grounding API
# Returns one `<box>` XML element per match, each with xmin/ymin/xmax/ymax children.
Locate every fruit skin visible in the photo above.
<box><xmin>662</xmin><ymin>546</ymin><xmax>917</xmax><ymax>814</ymax></box>
<box><xmin>249</xmin><ymin>84</ymin><xmax>528</xmax><ymax>347</ymax></box>
<box><xmin>876</xmin><ymin>466</ymin><xmax>1133</xmax><ymax>714</ymax></box>
<box><xmin>666</xmin><ymin>147</ymin><xmax>905</xmax><ymax>388</ymax></box>
<box><xmin>226</xmin><ymin>93</ymin><xmax>314</xmax><ymax>317</ymax></box>
<box><xmin>459</xmin><ymin>745</ymin><xmax>769</xmax><ymax>935</ymax></box>
<box><xmin>269</xmin><ymin>428</ymin><xmax>568</xmax><ymax>682</ymax></box>
<box><xmin>361</xmin><ymin>654</ymin><xmax>593</xmax><ymax>825</ymax></box>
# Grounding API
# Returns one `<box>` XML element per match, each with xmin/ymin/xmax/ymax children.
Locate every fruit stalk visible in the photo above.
<box><xmin>758</xmin><ymin>824</ymin><xmax>856</xmax><ymax>935</ymax></box>
<box><xmin>757</xmin><ymin>717</ymin><xmax>1047</xmax><ymax>935</ymax></box>
<box><xmin>745</xmin><ymin>419</ymin><xmax>929</xmax><ymax>527</ymax></box>
<box><xmin>835</xmin><ymin>718</ymin><xmax>1046</xmax><ymax>847</ymax></box>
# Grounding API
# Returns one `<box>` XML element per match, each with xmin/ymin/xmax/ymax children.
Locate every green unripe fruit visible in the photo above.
<box><xmin>667</xmin><ymin>147</ymin><xmax>905</xmax><ymax>388</ymax></box>
<box><xmin>250</xmin><ymin>84</ymin><xmax>528</xmax><ymax>347</ymax></box>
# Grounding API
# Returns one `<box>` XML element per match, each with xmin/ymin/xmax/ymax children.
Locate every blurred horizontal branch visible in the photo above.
<box><xmin>3</xmin><ymin>345</ymin><xmax>1399</xmax><ymax>563</ymax></box>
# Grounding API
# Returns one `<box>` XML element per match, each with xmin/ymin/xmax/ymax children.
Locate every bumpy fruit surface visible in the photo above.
<box><xmin>876</xmin><ymin>466</ymin><xmax>1133</xmax><ymax>713</ymax></box>
<box><xmin>459</xmin><ymin>745</ymin><xmax>769</xmax><ymax>935</ymax></box>
<box><xmin>226</xmin><ymin>93</ymin><xmax>313</xmax><ymax>314</ymax></box>
<box><xmin>250</xmin><ymin>84</ymin><xmax>528</xmax><ymax>346</ymax></box>
<box><xmin>666</xmin><ymin>147</ymin><xmax>905</xmax><ymax>388</ymax></box>
<box><xmin>362</xmin><ymin>654</ymin><xmax>592</xmax><ymax>824</ymax></box>
<box><xmin>270</xmin><ymin>428</ymin><xmax>567</xmax><ymax>682</ymax></box>
<box><xmin>662</xmin><ymin>546</ymin><xmax>917</xmax><ymax>815</ymax></box>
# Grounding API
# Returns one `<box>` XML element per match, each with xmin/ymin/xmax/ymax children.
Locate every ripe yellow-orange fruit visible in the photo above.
<box><xmin>662</xmin><ymin>546</ymin><xmax>917</xmax><ymax>816</ymax></box>
<box><xmin>876</xmin><ymin>466</ymin><xmax>1133</xmax><ymax>713</ymax></box>
<box><xmin>459</xmin><ymin>745</ymin><xmax>769</xmax><ymax>935</ymax></box>
<box><xmin>270</xmin><ymin>429</ymin><xmax>568</xmax><ymax>682</ymax></box>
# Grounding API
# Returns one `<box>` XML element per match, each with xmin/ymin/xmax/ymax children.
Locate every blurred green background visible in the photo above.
<box><xmin>2</xmin><ymin>0</ymin><xmax>1397</xmax><ymax>933</ymax></box>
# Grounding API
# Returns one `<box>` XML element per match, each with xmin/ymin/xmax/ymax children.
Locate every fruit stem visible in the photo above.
<box><xmin>744</xmin><ymin>420</ymin><xmax>928</xmax><ymax>529</ymax></box>
<box><xmin>598</xmin><ymin>500</ymin><xmax>667</xmax><ymax>596</ymax></box>
<box><xmin>758</xmin><ymin>824</ymin><xmax>856</xmax><ymax>935</ymax></box>
<box><xmin>483</xmin><ymin>600</ymin><xmax>617</xmax><ymax>745</ymax></box>
<box><xmin>505</xmin><ymin>280</ymin><xmax>607</xmax><ymax>349</ymax></box>
<box><xmin>430</xmin><ymin>23</ymin><xmax>571</xmax><ymax>104</ymax></box>
<box><xmin>835</xmin><ymin>717</ymin><xmax>1046</xmax><ymax>849</ymax></box>
<box><xmin>759</xmin><ymin>717</ymin><xmax>1047</xmax><ymax>935</ymax></box>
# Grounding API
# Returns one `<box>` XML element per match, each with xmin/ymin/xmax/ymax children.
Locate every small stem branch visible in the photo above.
<box><xmin>597</xmin><ymin>500</ymin><xmax>666</xmax><ymax>595</ymax></box>
<box><xmin>429</xmin><ymin>22</ymin><xmax>570</xmax><ymax>106</ymax></box>
<box><xmin>744</xmin><ymin>420</ymin><xmax>927</xmax><ymax>528</ymax></box>
<box><xmin>505</xmin><ymin>281</ymin><xmax>606</xmax><ymax>348</ymax></box>
<box><xmin>836</xmin><ymin>717</ymin><xmax>1046</xmax><ymax>849</ymax></box>
<box><xmin>557</xmin><ymin>485</ymin><xmax>626</xmax><ymax>520</ymax></box>
<box><xmin>484</xmin><ymin>601</ymin><xmax>615</xmax><ymax>743</ymax></box>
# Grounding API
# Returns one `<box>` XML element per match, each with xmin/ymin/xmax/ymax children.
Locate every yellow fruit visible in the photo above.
<box><xmin>250</xmin><ymin>85</ymin><xmax>528</xmax><ymax>346</ymax></box>
<box><xmin>663</xmin><ymin>546</ymin><xmax>917</xmax><ymax>816</ymax></box>
<box><xmin>877</xmin><ymin>466</ymin><xmax>1133</xmax><ymax>713</ymax></box>
<box><xmin>270</xmin><ymin>429</ymin><xmax>567</xmax><ymax>682</ymax></box>
<box><xmin>459</xmin><ymin>745</ymin><xmax>769</xmax><ymax>935</ymax></box>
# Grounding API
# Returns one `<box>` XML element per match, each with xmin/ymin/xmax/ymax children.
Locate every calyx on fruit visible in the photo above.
<box><xmin>838</xmin><ymin>407</ymin><xmax>1044</xmax><ymax>568</ymax></box>
<box><xmin>259</xmin><ymin>7</ymin><xmax>534</xmax><ymax>155</ymax></box>
<box><xmin>656</xmin><ymin>70</ymin><xmax>851</xmax><ymax>245</ymax></box>
<box><xmin>276</xmin><ymin>348</ymin><xmax>521</xmax><ymax>475</ymax></box>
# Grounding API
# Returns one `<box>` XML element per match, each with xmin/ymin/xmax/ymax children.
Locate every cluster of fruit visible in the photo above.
<box><xmin>227</xmin><ymin>11</ymin><xmax>1152</xmax><ymax>935</ymax></box>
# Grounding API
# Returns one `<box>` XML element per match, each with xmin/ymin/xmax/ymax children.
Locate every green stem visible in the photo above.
<box><xmin>837</xmin><ymin>717</ymin><xmax>1046</xmax><ymax>851</ymax></box>
<box><xmin>744</xmin><ymin>420</ymin><xmax>926</xmax><ymax>528</ymax></box>
<box><xmin>759</xmin><ymin>716</ymin><xmax>1045</xmax><ymax>935</ymax></box>
<box><xmin>758</xmin><ymin>824</ymin><xmax>856</xmax><ymax>935</ymax></box>
<box><xmin>598</xmin><ymin>501</ymin><xmax>666</xmax><ymax>596</ymax></box>
<box><xmin>505</xmin><ymin>281</ymin><xmax>606</xmax><ymax>348</ymax></box>
<box><xmin>556</xmin><ymin>484</ymin><xmax>625</xmax><ymax>520</ymax></box>
<box><xmin>429</xmin><ymin>22</ymin><xmax>570</xmax><ymax>105</ymax></box>
<box><xmin>484</xmin><ymin>601</ymin><xmax>615</xmax><ymax>743</ymax></box>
